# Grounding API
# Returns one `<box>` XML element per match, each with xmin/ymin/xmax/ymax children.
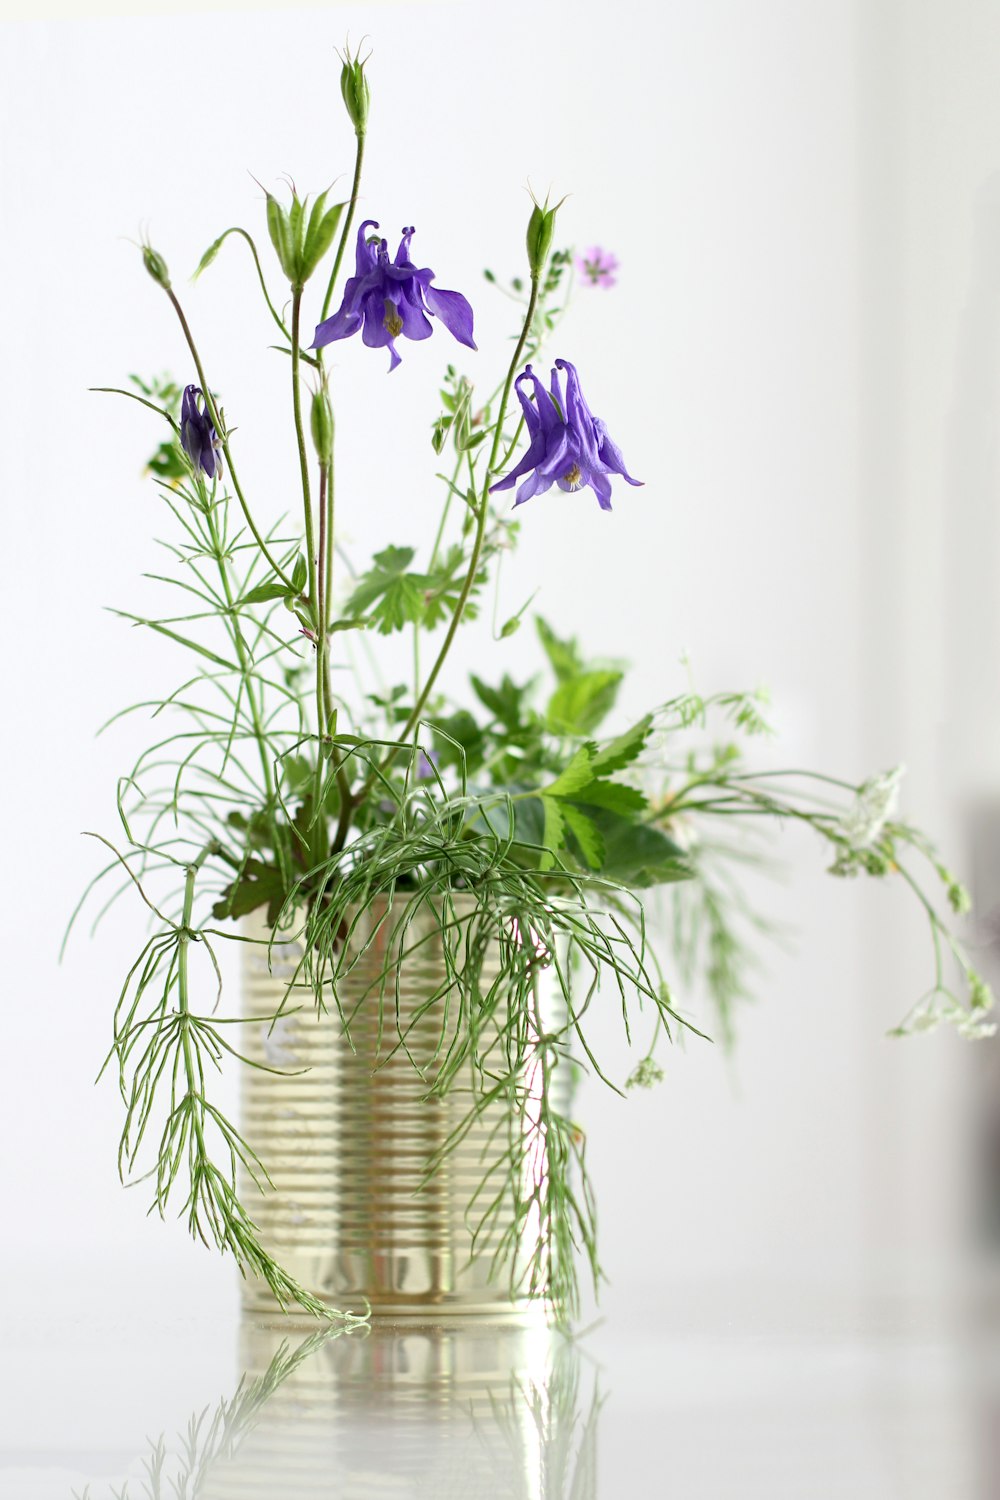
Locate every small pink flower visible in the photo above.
<box><xmin>576</xmin><ymin>246</ymin><xmax>619</xmax><ymax>289</ymax></box>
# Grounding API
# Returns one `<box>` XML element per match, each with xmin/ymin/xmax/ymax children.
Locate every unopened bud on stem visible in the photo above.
<box><xmin>525</xmin><ymin>193</ymin><xmax>566</xmax><ymax>280</ymax></box>
<box><xmin>339</xmin><ymin>44</ymin><xmax>371</xmax><ymax>136</ymax></box>
<box><xmin>142</xmin><ymin>242</ymin><xmax>171</xmax><ymax>290</ymax></box>
<box><xmin>310</xmin><ymin>385</ymin><xmax>335</xmax><ymax>466</ymax></box>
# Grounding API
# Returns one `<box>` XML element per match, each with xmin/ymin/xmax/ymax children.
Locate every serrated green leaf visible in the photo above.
<box><xmin>545</xmin><ymin>745</ymin><xmax>595</xmax><ymax>799</ymax></box>
<box><xmin>469</xmin><ymin>672</ymin><xmax>533</xmax><ymax>727</ymax></box>
<box><xmin>430</xmin><ymin>709</ymin><xmax>486</xmax><ymax>775</ymax></box>
<box><xmin>591</xmin><ymin>715</ymin><xmax>654</xmax><ymax>776</ymax></box>
<box><xmin>562</xmin><ymin>804</ymin><xmax>605</xmax><ymax>869</ymax></box>
<box><xmin>546</xmin><ymin>669</ymin><xmax>622</xmax><ymax>736</ymax></box>
<box><xmin>536</xmin><ymin>616</ymin><xmax>583</xmax><ymax>682</ymax></box>
<box><xmin>590</xmin><ymin>811</ymin><xmax>694</xmax><ymax>888</ymax></box>
<box><xmin>539</xmin><ymin>795</ymin><xmax>565</xmax><ymax>871</ymax></box>
<box><xmin>572</xmin><ymin>780</ymin><xmax>648</xmax><ymax>816</ymax></box>
<box><xmin>346</xmin><ymin>547</ymin><xmax>425</xmax><ymax>633</ymax></box>
<box><xmin>213</xmin><ymin>864</ymin><xmax>287</xmax><ymax>921</ymax></box>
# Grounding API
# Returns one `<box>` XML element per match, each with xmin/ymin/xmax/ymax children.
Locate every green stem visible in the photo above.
<box><xmin>412</xmin><ymin>623</ymin><xmax>421</xmax><ymax>721</ymax></box>
<box><xmin>316</xmin><ymin>464</ymin><xmax>331</xmax><ymax>729</ymax></box>
<box><xmin>323</xmin><ymin>449</ymin><xmax>336</xmax><ymax>720</ymax></box>
<box><xmin>177</xmin><ymin>844</ymin><xmax>214</xmax><ymax>1022</ymax></box>
<box><xmin>200</xmin><ymin>227</ymin><xmax>291</xmax><ymax>342</ymax></box>
<box><xmin>290</xmin><ymin>289</ymin><xmax>317</xmax><ymax>619</ymax></box>
<box><xmin>320</xmin><ymin>133</ymin><xmax>366</xmax><ymax>328</ymax></box>
<box><xmin>164</xmin><ymin>288</ymin><xmax>293</xmax><ymax>590</ymax></box>
<box><xmin>428</xmin><ymin>448</ymin><xmax>466</xmax><ymax>574</ymax></box>
<box><xmin>290</xmin><ymin>291</ymin><xmax>328</xmax><ymax>870</ymax></box>
<box><xmin>365</xmin><ymin>275</ymin><xmax>542</xmax><ymax>794</ymax></box>
<box><xmin>311</xmin><ymin>463</ymin><xmax>332</xmax><ymax>864</ymax></box>
<box><xmin>203</xmin><ymin>497</ymin><xmax>277</xmax><ymax>810</ymax></box>
<box><xmin>320</xmin><ymin>436</ymin><xmax>355</xmax><ymax>843</ymax></box>
<box><xmin>177</xmin><ymin>847</ymin><xmax>214</xmax><ymax>1198</ymax></box>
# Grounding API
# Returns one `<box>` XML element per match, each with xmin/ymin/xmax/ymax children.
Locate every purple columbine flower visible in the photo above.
<box><xmin>576</xmin><ymin>247</ymin><xmax>619</xmax><ymax>288</ymax></box>
<box><xmin>311</xmin><ymin>221</ymin><xmax>476</xmax><ymax>373</ymax></box>
<box><xmin>489</xmin><ymin>359</ymin><xmax>643</xmax><ymax>512</ymax></box>
<box><xmin>180</xmin><ymin>385</ymin><xmax>222</xmax><ymax>480</ymax></box>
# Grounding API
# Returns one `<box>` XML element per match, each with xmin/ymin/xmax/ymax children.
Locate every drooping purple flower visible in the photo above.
<box><xmin>576</xmin><ymin>247</ymin><xmax>619</xmax><ymax>288</ymax></box>
<box><xmin>311</xmin><ymin>221</ymin><xmax>477</xmax><ymax>373</ymax></box>
<box><xmin>489</xmin><ymin>359</ymin><xmax>643</xmax><ymax>512</ymax></box>
<box><xmin>180</xmin><ymin>385</ymin><xmax>222</xmax><ymax>480</ymax></box>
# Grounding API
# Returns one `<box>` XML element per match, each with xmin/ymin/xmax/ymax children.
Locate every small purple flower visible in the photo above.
<box><xmin>312</xmin><ymin>221</ymin><xmax>477</xmax><ymax>373</ymax></box>
<box><xmin>180</xmin><ymin>385</ymin><xmax>222</xmax><ymax>480</ymax></box>
<box><xmin>489</xmin><ymin>360</ymin><xmax>643</xmax><ymax>512</ymax></box>
<box><xmin>576</xmin><ymin>247</ymin><xmax>619</xmax><ymax>289</ymax></box>
<box><xmin>416</xmin><ymin>748</ymin><xmax>440</xmax><ymax>781</ymax></box>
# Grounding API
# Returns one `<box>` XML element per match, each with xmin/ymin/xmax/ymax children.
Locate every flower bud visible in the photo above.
<box><xmin>142</xmin><ymin>243</ymin><xmax>171</xmax><ymax>290</ymax></box>
<box><xmin>266</xmin><ymin>188</ymin><xmax>345</xmax><ymax>290</ymax></box>
<box><xmin>525</xmin><ymin>194</ymin><xmax>568</xmax><ymax>280</ymax></box>
<box><xmin>340</xmin><ymin>46</ymin><xmax>371</xmax><ymax>136</ymax></box>
<box><xmin>310</xmin><ymin>386</ymin><xmax>335</xmax><ymax>465</ymax></box>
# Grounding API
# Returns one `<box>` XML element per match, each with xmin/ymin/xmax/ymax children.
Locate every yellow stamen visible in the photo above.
<box><xmin>562</xmin><ymin>463</ymin><xmax>582</xmax><ymax>488</ymax></box>
<box><xmin>383</xmin><ymin>300</ymin><xmax>403</xmax><ymax>339</ymax></box>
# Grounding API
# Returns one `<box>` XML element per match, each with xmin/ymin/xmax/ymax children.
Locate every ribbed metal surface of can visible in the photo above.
<box><xmin>238</xmin><ymin>899</ymin><xmax>567</xmax><ymax>1318</ymax></box>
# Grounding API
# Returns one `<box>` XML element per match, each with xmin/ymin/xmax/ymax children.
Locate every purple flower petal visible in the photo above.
<box><xmin>180</xmin><ymin>384</ymin><xmax>221</xmax><ymax>480</ymax></box>
<box><xmin>489</xmin><ymin>438</ymin><xmax>546</xmax><ymax>492</ymax></box>
<box><xmin>589</xmin><ymin>470</ymin><xmax>614</xmax><ymax>510</ymax></box>
<box><xmin>354</xmin><ymin>220</ymin><xmax>380</xmax><ymax>274</ymax></box>
<box><xmin>594</xmin><ymin>419</ymin><xmax>644</xmax><ymax>486</ymax></box>
<box><xmin>394</xmin><ymin>286</ymin><xmax>433</xmax><ymax>340</ymax></box>
<box><xmin>394</xmin><ymin>226</ymin><xmax>416</xmax><ymax>266</ymax></box>
<box><xmin>424</xmin><ymin>285</ymin><xmax>477</xmax><ymax>350</ymax></box>
<box><xmin>514</xmin><ymin>468</ymin><xmax>551</xmax><ymax>506</ymax></box>
<box><xmin>312</xmin><ymin>302</ymin><xmax>363</xmax><ymax>348</ymax></box>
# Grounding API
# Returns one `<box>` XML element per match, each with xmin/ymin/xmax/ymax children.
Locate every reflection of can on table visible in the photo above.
<box><xmin>201</xmin><ymin>1319</ymin><xmax>597</xmax><ymax>1500</ymax></box>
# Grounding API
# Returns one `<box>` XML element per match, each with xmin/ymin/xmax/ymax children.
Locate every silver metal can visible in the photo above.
<box><xmin>238</xmin><ymin>898</ymin><xmax>568</xmax><ymax>1318</ymax></box>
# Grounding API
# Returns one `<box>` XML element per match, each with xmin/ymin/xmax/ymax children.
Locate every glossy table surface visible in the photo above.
<box><xmin>3</xmin><ymin>1264</ymin><xmax>1000</xmax><ymax>1499</ymax></box>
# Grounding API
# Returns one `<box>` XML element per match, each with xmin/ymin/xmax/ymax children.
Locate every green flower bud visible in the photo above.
<box><xmin>310</xmin><ymin>387</ymin><xmax>335</xmax><ymax>465</ymax></box>
<box><xmin>142</xmin><ymin>243</ymin><xmax>171</xmax><ymax>290</ymax></box>
<box><xmin>525</xmin><ymin>195</ymin><xmax>566</xmax><ymax>279</ymax></box>
<box><xmin>340</xmin><ymin>46</ymin><xmax>371</xmax><ymax>136</ymax></box>
<box><xmin>266</xmin><ymin>187</ymin><xmax>345</xmax><ymax>290</ymax></box>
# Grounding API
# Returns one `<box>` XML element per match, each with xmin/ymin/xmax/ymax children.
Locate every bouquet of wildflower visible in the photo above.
<box><xmin>72</xmin><ymin>45</ymin><xmax>994</xmax><ymax>1323</ymax></box>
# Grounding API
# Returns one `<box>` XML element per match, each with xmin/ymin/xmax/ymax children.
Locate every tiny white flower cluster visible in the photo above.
<box><xmin>839</xmin><ymin>765</ymin><xmax>906</xmax><ymax>850</ymax></box>
<box><xmin>626</xmin><ymin>1056</ymin><xmax>665</xmax><ymax>1089</ymax></box>
<box><xmin>895</xmin><ymin>982</ymin><xmax>997</xmax><ymax>1041</ymax></box>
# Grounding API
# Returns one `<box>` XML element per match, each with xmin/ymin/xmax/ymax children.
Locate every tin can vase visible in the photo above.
<box><xmin>238</xmin><ymin>899</ymin><xmax>567</xmax><ymax>1319</ymax></box>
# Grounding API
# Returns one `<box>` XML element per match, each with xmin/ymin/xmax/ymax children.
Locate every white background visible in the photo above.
<box><xmin>3</xmin><ymin>0</ymin><xmax>1000</xmax><ymax>1472</ymax></box>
